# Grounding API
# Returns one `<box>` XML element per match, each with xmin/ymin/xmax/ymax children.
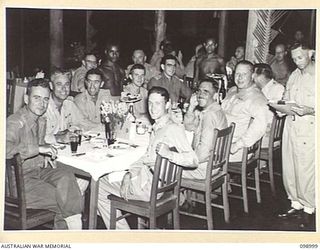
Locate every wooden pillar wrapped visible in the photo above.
<box><xmin>154</xmin><ymin>10</ymin><xmax>166</xmax><ymax>52</ymax></box>
<box><xmin>50</xmin><ymin>10</ymin><xmax>64</xmax><ymax>70</ymax></box>
<box><xmin>218</xmin><ymin>10</ymin><xmax>228</xmax><ymax>58</ymax></box>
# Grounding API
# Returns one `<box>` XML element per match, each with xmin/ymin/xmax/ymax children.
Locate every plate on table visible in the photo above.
<box><xmin>120</xmin><ymin>93</ymin><xmax>142</xmax><ymax>103</ymax></box>
<box><xmin>268</xmin><ymin>102</ymin><xmax>297</xmax><ymax>115</ymax></box>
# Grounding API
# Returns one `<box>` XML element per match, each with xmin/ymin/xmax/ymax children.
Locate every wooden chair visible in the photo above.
<box><xmin>5</xmin><ymin>154</ymin><xmax>55</xmax><ymax>230</ymax></box>
<box><xmin>108</xmin><ymin>148</ymin><xmax>182</xmax><ymax>229</ymax></box>
<box><xmin>228</xmin><ymin>138</ymin><xmax>262</xmax><ymax>214</ymax></box>
<box><xmin>6</xmin><ymin>79</ymin><xmax>16</xmax><ymax>116</ymax></box>
<box><xmin>179</xmin><ymin>123</ymin><xmax>235</xmax><ymax>230</ymax></box>
<box><xmin>259</xmin><ymin>114</ymin><xmax>286</xmax><ymax>196</ymax></box>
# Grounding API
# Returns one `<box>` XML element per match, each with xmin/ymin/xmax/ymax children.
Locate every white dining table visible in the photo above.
<box><xmin>56</xmin><ymin>132</ymin><xmax>149</xmax><ymax>229</ymax></box>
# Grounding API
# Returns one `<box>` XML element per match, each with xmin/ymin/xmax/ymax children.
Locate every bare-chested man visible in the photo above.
<box><xmin>194</xmin><ymin>37</ymin><xmax>226</xmax><ymax>82</ymax></box>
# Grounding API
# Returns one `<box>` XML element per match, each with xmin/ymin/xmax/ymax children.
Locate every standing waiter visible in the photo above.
<box><xmin>276</xmin><ymin>43</ymin><xmax>315</xmax><ymax>229</ymax></box>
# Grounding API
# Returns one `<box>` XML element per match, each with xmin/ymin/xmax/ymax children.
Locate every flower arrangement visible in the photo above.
<box><xmin>100</xmin><ymin>100</ymin><xmax>129</xmax><ymax>130</ymax></box>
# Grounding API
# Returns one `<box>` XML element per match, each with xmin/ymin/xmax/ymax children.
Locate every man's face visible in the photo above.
<box><xmin>197</xmin><ymin>81</ymin><xmax>215</xmax><ymax>108</ymax></box>
<box><xmin>252</xmin><ymin>71</ymin><xmax>264</xmax><ymax>89</ymax></box>
<box><xmin>162</xmin><ymin>59</ymin><xmax>176</xmax><ymax>77</ymax></box>
<box><xmin>291</xmin><ymin>47</ymin><xmax>311</xmax><ymax>70</ymax></box>
<box><xmin>130</xmin><ymin>68</ymin><xmax>145</xmax><ymax>87</ymax></box>
<box><xmin>132</xmin><ymin>51</ymin><xmax>146</xmax><ymax>65</ymax></box>
<box><xmin>148</xmin><ymin>92</ymin><xmax>168</xmax><ymax>121</ymax></box>
<box><xmin>25</xmin><ymin>86</ymin><xmax>50</xmax><ymax>116</ymax></box>
<box><xmin>275</xmin><ymin>45</ymin><xmax>286</xmax><ymax>62</ymax></box>
<box><xmin>85</xmin><ymin>73</ymin><xmax>102</xmax><ymax>97</ymax></box>
<box><xmin>51</xmin><ymin>74</ymin><xmax>70</xmax><ymax>101</ymax></box>
<box><xmin>106</xmin><ymin>45</ymin><xmax>120</xmax><ymax>63</ymax></box>
<box><xmin>294</xmin><ymin>31</ymin><xmax>304</xmax><ymax>42</ymax></box>
<box><xmin>235</xmin><ymin>46</ymin><xmax>245</xmax><ymax>60</ymax></box>
<box><xmin>234</xmin><ymin>64</ymin><xmax>253</xmax><ymax>89</ymax></box>
<box><xmin>204</xmin><ymin>39</ymin><xmax>217</xmax><ymax>54</ymax></box>
<box><xmin>83</xmin><ymin>55</ymin><xmax>97</xmax><ymax>70</ymax></box>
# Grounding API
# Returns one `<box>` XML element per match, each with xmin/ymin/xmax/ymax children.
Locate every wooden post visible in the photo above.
<box><xmin>86</xmin><ymin>10</ymin><xmax>96</xmax><ymax>53</ymax></box>
<box><xmin>309</xmin><ymin>10</ymin><xmax>316</xmax><ymax>49</ymax></box>
<box><xmin>154</xmin><ymin>10</ymin><xmax>166</xmax><ymax>53</ymax></box>
<box><xmin>20</xmin><ymin>10</ymin><xmax>25</xmax><ymax>77</ymax></box>
<box><xmin>218</xmin><ymin>10</ymin><xmax>228</xmax><ymax>58</ymax></box>
<box><xmin>50</xmin><ymin>10</ymin><xmax>64</xmax><ymax>70</ymax></box>
<box><xmin>245</xmin><ymin>10</ymin><xmax>258</xmax><ymax>62</ymax></box>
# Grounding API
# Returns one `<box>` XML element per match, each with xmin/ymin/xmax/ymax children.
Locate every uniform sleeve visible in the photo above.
<box><xmin>195</xmin><ymin>112</ymin><xmax>222</xmax><ymax>163</ymax></box>
<box><xmin>147</xmin><ymin>77</ymin><xmax>157</xmax><ymax>90</ymax></box>
<box><xmin>166</xmin><ymin>124</ymin><xmax>198</xmax><ymax>168</ymax></box>
<box><xmin>179</xmin><ymin>81</ymin><xmax>192</xmax><ymax>102</ymax></box>
<box><xmin>237</xmin><ymin>97</ymin><xmax>269</xmax><ymax>148</ymax></box>
<box><xmin>6</xmin><ymin>119</ymin><xmax>39</xmax><ymax>160</ymax></box>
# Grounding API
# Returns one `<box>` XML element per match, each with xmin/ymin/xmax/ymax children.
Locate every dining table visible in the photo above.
<box><xmin>56</xmin><ymin>130</ymin><xmax>150</xmax><ymax>229</ymax></box>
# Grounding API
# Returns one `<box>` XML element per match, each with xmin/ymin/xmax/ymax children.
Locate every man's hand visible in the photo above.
<box><xmin>291</xmin><ymin>105</ymin><xmax>315</xmax><ymax>116</ymax></box>
<box><xmin>54</xmin><ymin>129</ymin><xmax>71</xmax><ymax>144</ymax></box>
<box><xmin>39</xmin><ymin>144</ymin><xmax>58</xmax><ymax>160</ymax></box>
<box><xmin>156</xmin><ymin>143</ymin><xmax>173</xmax><ymax>159</ymax></box>
<box><xmin>120</xmin><ymin>172</ymin><xmax>133</xmax><ymax>201</ymax></box>
<box><xmin>230</xmin><ymin>142</ymin><xmax>240</xmax><ymax>155</ymax></box>
<box><xmin>188</xmin><ymin>93</ymin><xmax>198</xmax><ymax>111</ymax></box>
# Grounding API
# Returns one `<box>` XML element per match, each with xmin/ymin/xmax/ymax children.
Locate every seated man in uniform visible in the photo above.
<box><xmin>74</xmin><ymin>68</ymin><xmax>111</xmax><ymax>126</ymax></box>
<box><xmin>221</xmin><ymin>60</ymin><xmax>269</xmax><ymax>162</ymax></box>
<box><xmin>125</xmin><ymin>49</ymin><xmax>159</xmax><ymax>87</ymax></box>
<box><xmin>6</xmin><ymin>78</ymin><xmax>83</xmax><ymax>230</ymax></box>
<box><xmin>148</xmin><ymin>54</ymin><xmax>192</xmax><ymax>103</ymax></box>
<box><xmin>71</xmin><ymin>53</ymin><xmax>98</xmax><ymax>93</ymax></box>
<box><xmin>183</xmin><ymin>78</ymin><xmax>227</xmax><ymax>179</ymax></box>
<box><xmin>97</xmin><ymin>86</ymin><xmax>198</xmax><ymax>229</ymax></box>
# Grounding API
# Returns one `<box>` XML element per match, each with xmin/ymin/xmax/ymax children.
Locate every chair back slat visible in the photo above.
<box><xmin>206</xmin><ymin>123</ymin><xmax>235</xmax><ymax>184</ymax></box>
<box><xmin>150</xmin><ymin>147</ymin><xmax>181</xmax><ymax>207</ymax></box>
<box><xmin>269</xmin><ymin>114</ymin><xmax>286</xmax><ymax>148</ymax></box>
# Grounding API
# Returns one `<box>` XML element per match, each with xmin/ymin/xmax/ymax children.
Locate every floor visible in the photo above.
<box><xmin>94</xmin><ymin>170</ymin><xmax>316</xmax><ymax>231</ymax></box>
<box><xmin>5</xmin><ymin>159</ymin><xmax>316</xmax><ymax>231</ymax></box>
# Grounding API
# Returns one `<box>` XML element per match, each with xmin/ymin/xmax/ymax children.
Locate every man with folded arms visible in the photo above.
<box><xmin>277</xmin><ymin>43</ymin><xmax>315</xmax><ymax>229</ymax></box>
<box><xmin>221</xmin><ymin>60</ymin><xmax>269</xmax><ymax>162</ymax></box>
<box><xmin>97</xmin><ymin>86</ymin><xmax>198</xmax><ymax>229</ymax></box>
<box><xmin>183</xmin><ymin>78</ymin><xmax>227</xmax><ymax>179</ymax></box>
<box><xmin>6</xmin><ymin>78</ymin><xmax>83</xmax><ymax>230</ymax></box>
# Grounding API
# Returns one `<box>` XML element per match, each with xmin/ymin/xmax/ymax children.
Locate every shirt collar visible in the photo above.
<box><xmin>202</xmin><ymin>102</ymin><xmax>221</xmax><ymax>113</ymax></box>
<box><xmin>152</xmin><ymin>114</ymin><xmax>171</xmax><ymax>132</ymax></box>
<box><xmin>262</xmin><ymin>79</ymin><xmax>274</xmax><ymax>91</ymax></box>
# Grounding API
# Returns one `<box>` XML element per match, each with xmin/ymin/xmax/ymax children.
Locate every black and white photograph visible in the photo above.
<box><xmin>3</xmin><ymin>2</ymin><xmax>317</xmax><ymax>244</ymax></box>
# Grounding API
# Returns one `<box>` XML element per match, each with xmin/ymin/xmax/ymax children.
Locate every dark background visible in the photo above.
<box><xmin>6</xmin><ymin>9</ymin><xmax>315</xmax><ymax>77</ymax></box>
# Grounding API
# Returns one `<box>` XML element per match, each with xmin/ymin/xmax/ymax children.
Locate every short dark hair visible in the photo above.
<box><xmin>204</xmin><ymin>37</ymin><xmax>217</xmax><ymax>44</ymax></box>
<box><xmin>235</xmin><ymin>60</ymin><xmax>254</xmax><ymax>72</ymax></box>
<box><xmin>83</xmin><ymin>53</ymin><xmax>97</xmax><ymax>61</ymax></box>
<box><xmin>160</xmin><ymin>54</ymin><xmax>177</xmax><ymax>66</ymax></box>
<box><xmin>148</xmin><ymin>86</ymin><xmax>170</xmax><ymax>103</ymax></box>
<box><xmin>254</xmin><ymin>63</ymin><xmax>273</xmax><ymax>80</ymax></box>
<box><xmin>85</xmin><ymin>68</ymin><xmax>103</xmax><ymax>80</ymax></box>
<box><xmin>26</xmin><ymin>78</ymin><xmax>50</xmax><ymax>95</ymax></box>
<box><xmin>129</xmin><ymin>64</ymin><xmax>146</xmax><ymax>74</ymax></box>
<box><xmin>199</xmin><ymin>78</ymin><xmax>219</xmax><ymax>93</ymax></box>
<box><xmin>105</xmin><ymin>42</ymin><xmax>120</xmax><ymax>51</ymax></box>
<box><xmin>290</xmin><ymin>42</ymin><xmax>311</xmax><ymax>51</ymax></box>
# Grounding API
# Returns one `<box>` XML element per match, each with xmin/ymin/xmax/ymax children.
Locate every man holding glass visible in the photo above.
<box><xmin>6</xmin><ymin>78</ymin><xmax>83</xmax><ymax>230</ymax></box>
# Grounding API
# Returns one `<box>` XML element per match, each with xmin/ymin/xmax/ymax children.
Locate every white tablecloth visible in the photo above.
<box><xmin>57</xmin><ymin>134</ymin><xmax>149</xmax><ymax>181</ymax></box>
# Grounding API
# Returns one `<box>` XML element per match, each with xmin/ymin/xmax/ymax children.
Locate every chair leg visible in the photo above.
<box><xmin>138</xmin><ymin>217</ymin><xmax>147</xmax><ymax>229</ymax></box>
<box><xmin>255</xmin><ymin>167</ymin><xmax>261</xmax><ymax>203</ymax></box>
<box><xmin>241</xmin><ymin>172</ymin><xmax>249</xmax><ymax>213</ymax></box>
<box><xmin>222</xmin><ymin>180</ymin><xmax>230</xmax><ymax>223</ymax></box>
<box><xmin>173</xmin><ymin>207</ymin><xmax>180</xmax><ymax>229</ymax></box>
<box><xmin>205</xmin><ymin>191</ymin><xmax>214</xmax><ymax>230</ymax></box>
<box><xmin>268</xmin><ymin>157</ymin><xmax>276</xmax><ymax>196</ymax></box>
<box><xmin>110</xmin><ymin>203</ymin><xmax>117</xmax><ymax>229</ymax></box>
<box><xmin>149</xmin><ymin>216</ymin><xmax>156</xmax><ymax>229</ymax></box>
